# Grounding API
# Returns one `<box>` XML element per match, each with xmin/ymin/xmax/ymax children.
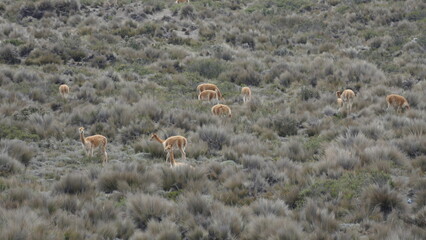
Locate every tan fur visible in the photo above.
<box><xmin>79</xmin><ymin>127</ymin><xmax>108</xmax><ymax>165</ymax></box>
<box><xmin>176</xmin><ymin>0</ymin><xmax>189</xmax><ymax>3</ymax></box>
<box><xmin>197</xmin><ymin>83</ymin><xmax>224</xmax><ymax>100</ymax></box>
<box><xmin>164</xmin><ymin>145</ymin><xmax>193</xmax><ymax>168</ymax></box>
<box><xmin>150</xmin><ymin>133</ymin><xmax>187</xmax><ymax>161</ymax></box>
<box><xmin>241</xmin><ymin>87</ymin><xmax>252</xmax><ymax>103</ymax></box>
<box><xmin>337</xmin><ymin>89</ymin><xmax>355</xmax><ymax>113</ymax></box>
<box><xmin>198</xmin><ymin>89</ymin><xmax>220</xmax><ymax>102</ymax></box>
<box><xmin>211</xmin><ymin>104</ymin><xmax>232</xmax><ymax>118</ymax></box>
<box><xmin>386</xmin><ymin>94</ymin><xmax>410</xmax><ymax>113</ymax></box>
<box><xmin>59</xmin><ymin>84</ymin><xmax>70</xmax><ymax>99</ymax></box>
<box><xmin>337</xmin><ymin>98</ymin><xmax>343</xmax><ymax>108</ymax></box>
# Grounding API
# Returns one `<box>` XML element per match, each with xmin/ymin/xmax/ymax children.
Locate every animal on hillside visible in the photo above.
<box><xmin>386</xmin><ymin>94</ymin><xmax>410</xmax><ymax>113</ymax></box>
<box><xmin>211</xmin><ymin>104</ymin><xmax>232</xmax><ymax>118</ymax></box>
<box><xmin>59</xmin><ymin>84</ymin><xmax>70</xmax><ymax>99</ymax></box>
<box><xmin>241</xmin><ymin>86</ymin><xmax>252</xmax><ymax>103</ymax></box>
<box><xmin>197</xmin><ymin>83</ymin><xmax>224</xmax><ymax>100</ymax></box>
<box><xmin>336</xmin><ymin>89</ymin><xmax>355</xmax><ymax>113</ymax></box>
<box><xmin>337</xmin><ymin>98</ymin><xmax>343</xmax><ymax>109</ymax></box>
<box><xmin>176</xmin><ymin>0</ymin><xmax>189</xmax><ymax>3</ymax></box>
<box><xmin>150</xmin><ymin>133</ymin><xmax>187</xmax><ymax>162</ymax></box>
<box><xmin>78</xmin><ymin>127</ymin><xmax>108</xmax><ymax>165</ymax></box>
<box><xmin>164</xmin><ymin>145</ymin><xmax>193</xmax><ymax>168</ymax></box>
<box><xmin>198</xmin><ymin>89</ymin><xmax>220</xmax><ymax>102</ymax></box>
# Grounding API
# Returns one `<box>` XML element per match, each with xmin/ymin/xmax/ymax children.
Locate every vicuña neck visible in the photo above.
<box><xmin>153</xmin><ymin>135</ymin><xmax>164</xmax><ymax>144</ymax></box>
<box><xmin>80</xmin><ymin>131</ymin><xmax>86</xmax><ymax>144</ymax></box>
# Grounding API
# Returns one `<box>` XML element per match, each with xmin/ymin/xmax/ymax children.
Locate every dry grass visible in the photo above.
<box><xmin>0</xmin><ymin>0</ymin><xmax>424</xmax><ymax>238</ymax></box>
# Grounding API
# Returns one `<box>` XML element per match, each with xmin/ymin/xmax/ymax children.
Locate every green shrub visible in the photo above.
<box><xmin>25</xmin><ymin>49</ymin><xmax>62</xmax><ymax>65</ymax></box>
<box><xmin>0</xmin><ymin>153</ymin><xmax>24</xmax><ymax>176</ymax></box>
<box><xmin>188</xmin><ymin>58</ymin><xmax>225</xmax><ymax>79</ymax></box>
<box><xmin>198</xmin><ymin>125</ymin><xmax>230</xmax><ymax>150</ymax></box>
<box><xmin>0</xmin><ymin>45</ymin><xmax>21</xmax><ymax>64</ymax></box>
<box><xmin>273</xmin><ymin>115</ymin><xmax>298</xmax><ymax>137</ymax></box>
<box><xmin>54</xmin><ymin>174</ymin><xmax>91</xmax><ymax>195</ymax></box>
<box><xmin>300</xmin><ymin>86</ymin><xmax>320</xmax><ymax>101</ymax></box>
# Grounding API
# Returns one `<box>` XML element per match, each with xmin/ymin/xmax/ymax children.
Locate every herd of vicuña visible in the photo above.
<box><xmin>68</xmin><ymin>81</ymin><xmax>410</xmax><ymax>167</ymax></box>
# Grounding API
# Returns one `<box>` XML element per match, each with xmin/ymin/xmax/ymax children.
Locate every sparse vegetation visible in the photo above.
<box><xmin>0</xmin><ymin>0</ymin><xmax>424</xmax><ymax>238</ymax></box>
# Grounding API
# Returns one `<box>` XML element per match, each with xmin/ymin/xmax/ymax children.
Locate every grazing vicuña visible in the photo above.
<box><xmin>197</xmin><ymin>83</ymin><xmax>224</xmax><ymax>100</ymax></box>
<box><xmin>211</xmin><ymin>104</ymin><xmax>232</xmax><ymax>118</ymax></box>
<box><xmin>336</xmin><ymin>89</ymin><xmax>355</xmax><ymax>113</ymax></box>
<box><xmin>198</xmin><ymin>89</ymin><xmax>220</xmax><ymax>102</ymax></box>
<box><xmin>386</xmin><ymin>94</ymin><xmax>410</xmax><ymax>113</ymax></box>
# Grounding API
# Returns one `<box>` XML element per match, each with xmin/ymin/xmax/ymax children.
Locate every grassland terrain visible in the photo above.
<box><xmin>0</xmin><ymin>0</ymin><xmax>425</xmax><ymax>239</ymax></box>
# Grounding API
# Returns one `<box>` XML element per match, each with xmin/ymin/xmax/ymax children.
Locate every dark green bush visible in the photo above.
<box><xmin>188</xmin><ymin>58</ymin><xmax>225</xmax><ymax>79</ymax></box>
<box><xmin>0</xmin><ymin>45</ymin><xmax>21</xmax><ymax>64</ymax></box>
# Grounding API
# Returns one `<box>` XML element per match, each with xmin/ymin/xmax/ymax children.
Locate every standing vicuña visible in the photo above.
<box><xmin>211</xmin><ymin>104</ymin><xmax>232</xmax><ymax>118</ymax></box>
<box><xmin>241</xmin><ymin>87</ymin><xmax>251</xmax><ymax>103</ymax></box>
<box><xmin>150</xmin><ymin>133</ymin><xmax>187</xmax><ymax>162</ymax></box>
<box><xmin>386</xmin><ymin>94</ymin><xmax>410</xmax><ymax>113</ymax></box>
<box><xmin>59</xmin><ymin>84</ymin><xmax>70</xmax><ymax>99</ymax></box>
<box><xmin>197</xmin><ymin>83</ymin><xmax>224</xmax><ymax>100</ymax></box>
<box><xmin>336</xmin><ymin>89</ymin><xmax>355</xmax><ymax>113</ymax></box>
<box><xmin>79</xmin><ymin>127</ymin><xmax>108</xmax><ymax>165</ymax></box>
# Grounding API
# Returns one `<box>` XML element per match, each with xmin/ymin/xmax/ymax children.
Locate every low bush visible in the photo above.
<box><xmin>53</xmin><ymin>174</ymin><xmax>91</xmax><ymax>195</ymax></box>
<box><xmin>0</xmin><ymin>45</ymin><xmax>21</xmax><ymax>64</ymax></box>
<box><xmin>361</xmin><ymin>184</ymin><xmax>406</xmax><ymax>219</ymax></box>
<box><xmin>198</xmin><ymin>125</ymin><xmax>230</xmax><ymax>151</ymax></box>
<box><xmin>127</xmin><ymin>194</ymin><xmax>174</xmax><ymax>230</ymax></box>
<box><xmin>0</xmin><ymin>153</ymin><xmax>23</xmax><ymax>176</ymax></box>
<box><xmin>188</xmin><ymin>58</ymin><xmax>225</xmax><ymax>79</ymax></box>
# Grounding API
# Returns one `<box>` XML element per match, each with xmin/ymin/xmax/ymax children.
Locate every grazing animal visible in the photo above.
<box><xmin>150</xmin><ymin>133</ymin><xmax>187</xmax><ymax>162</ymax></box>
<box><xmin>197</xmin><ymin>83</ymin><xmax>224</xmax><ymax>100</ymax></box>
<box><xmin>59</xmin><ymin>84</ymin><xmax>70</xmax><ymax>99</ymax></box>
<box><xmin>336</xmin><ymin>89</ymin><xmax>355</xmax><ymax>113</ymax></box>
<box><xmin>78</xmin><ymin>127</ymin><xmax>108</xmax><ymax>165</ymax></box>
<box><xmin>211</xmin><ymin>104</ymin><xmax>232</xmax><ymax>118</ymax></box>
<box><xmin>198</xmin><ymin>89</ymin><xmax>220</xmax><ymax>102</ymax></box>
<box><xmin>337</xmin><ymin>98</ymin><xmax>343</xmax><ymax>108</ymax></box>
<box><xmin>241</xmin><ymin>87</ymin><xmax>252</xmax><ymax>103</ymax></box>
<box><xmin>176</xmin><ymin>0</ymin><xmax>189</xmax><ymax>3</ymax></box>
<box><xmin>164</xmin><ymin>145</ymin><xmax>192</xmax><ymax>168</ymax></box>
<box><xmin>386</xmin><ymin>94</ymin><xmax>410</xmax><ymax>113</ymax></box>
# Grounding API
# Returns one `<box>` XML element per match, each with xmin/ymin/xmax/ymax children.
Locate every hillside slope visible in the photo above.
<box><xmin>0</xmin><ymin>0</ymin><xmax>425</xmax><ymax>239</ymax></box>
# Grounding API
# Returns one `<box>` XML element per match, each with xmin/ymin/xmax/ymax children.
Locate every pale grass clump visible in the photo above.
<box><xmin>0</xmin><ymin>207</ymin><xmax>61</xmax><ymax>240</ymax></box>
<box><xmin>127</xmin><ymin>194</ymin><xmax>175</xmax><ymax>230</ymax></box>
<box><xmin>241</xmin><ymin>216</ymin><xmax>303</xmax><ymax>240</ymax></box>
<box><xmin>300</xmin><ymin>199</ymin><xmax>338</xmax><ymax>233</ymax></box>
<box><xmin>207</xmin><ymin>205</ymin><xmax>244</xmax><ymax>239</ymax></box>
<box><xmin>161</xmin><ymin>165</ymin><xmax>209</xmax><ymax>192</ymax></box>
<box><xmin>0</xmin><ymin>139</ymin><xmax>37</xmax><ymax>167</ymax></box>
<box><xmin>138</xmin><ymin>219</ymin><xmax>181</xmax><ymax>240</ymax></box>
<box><xmin>361</xmin><ymin>144</ymin><xmax>409</xmax><ymax>167</ymax></box>
<box><xmin>198</xmin><ymin>125</ymin><xmax>230</xmax><ymax>151</ymax></box>
<box><xmin>250</xmin><ymin>198</ymin><xmax>288</xmax><ymax>217</ymax></box>
<box><xmin>53</xmin><ymin>173</ymin><xmax>91</xmax><ymax>195</ymax></box>
<box><xmin>0</xmin><ymin>153</ymin><xmax>24</xmax><ymax>176</ymax></box>
<box><xmin>360</xmin><ymin>184</ymin><xmax>407</xmax><ymax>220</ymax></box>
<box><xmin>324</xmin><ymin>145</ymin><xmax>360</xmax><ymax>170</ymax></box>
